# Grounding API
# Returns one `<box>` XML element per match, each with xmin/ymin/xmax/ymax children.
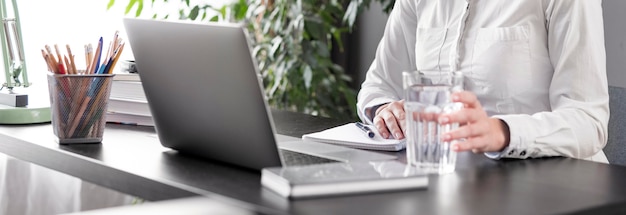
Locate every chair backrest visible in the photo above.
<box><xmin>604</xmin><ymin>86</ymin><xmax>626</xmax><ymax>165</ymax></box>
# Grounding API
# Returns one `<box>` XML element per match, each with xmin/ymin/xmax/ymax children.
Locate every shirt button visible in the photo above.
<box><xmin>520</xmin><ymin>150</ymin><xmax>527</xmax><ymax>156</ymax></box>
<box><xmin>508</xmin><ymin>149</ymin><xmax>516</xmax><ymax>156</ymax></box>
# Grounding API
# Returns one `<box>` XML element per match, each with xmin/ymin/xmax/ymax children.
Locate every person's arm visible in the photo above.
<box><xmin>490</xmin><ymin>0</ymin><xmax>609</xmax><ymax>160</ymax></box>
<box><xmin>357</xmin><ymin>0</ymin><xmax>417</xmax><ymax>124</ymax></box>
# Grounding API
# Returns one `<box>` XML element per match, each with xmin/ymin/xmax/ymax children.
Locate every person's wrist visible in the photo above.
<box><xmin>374</xmin><ymin>103</ymin><xmax>389</xmax><ymax>118</ymax></box>
<box><xmin>367</xmin><ymin>103</ymin><xmax>389</xmax><ymax>121</ymax></box>
<box><xmin>491</xmin><ymin>118</ymin><xmax>510</xmax><ymax>151</ymax></box>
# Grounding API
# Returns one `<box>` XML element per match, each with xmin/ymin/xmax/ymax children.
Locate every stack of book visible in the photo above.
<box><xmin>106</xmin><ymin>73</ymin><xmax>154</xmax><ymax>126</ymax></box>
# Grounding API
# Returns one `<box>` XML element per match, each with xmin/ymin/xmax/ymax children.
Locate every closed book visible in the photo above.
<box><xmin>106</xmin><ymin>111</ymin><xmax>154</xmax><ymax>126</ymax></box>
<box><xmin>110</xmin><ymin>80</ymin><xmax>146</xmax><ymax>101</ymax></box>
<box><xmin>107</xmin><ymin>98</ymin><xmax>151</xmax><ymax>117</ymax></box>
<box><xmin>262</xmin><ymin>161</ymin><xmax>428</xmax><ymax>198</ymax></box>
<box><xmin>112</xmin><ymin>72</ymin><xmax>141</xmax><ymax>81</ymax></box>
<box><xmin>302</xmin><ymin>123</ymin><xmax>405</xmax><ymax>151</ymax></box>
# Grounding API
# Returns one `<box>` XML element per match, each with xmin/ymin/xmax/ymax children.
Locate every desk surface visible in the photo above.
<box><xmin>1</xmin><ymin>110</ymin><xmax>626</xmax><ymax>215</ymax></box>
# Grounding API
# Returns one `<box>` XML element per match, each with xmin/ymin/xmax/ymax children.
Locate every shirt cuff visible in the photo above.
<box><xmin>486</xmin><ymin>115</ymin><xmax>532</xmax><ymax>159</ymax></box>
<box><xmin>360</xmin><ymin>98</ymin><xmax>395</xmax><ymax>124</ymax></box>
<box><xmin>367</xmin><ymin>103</ymin><xmax>389</xmax><ymax>122</ymax></box>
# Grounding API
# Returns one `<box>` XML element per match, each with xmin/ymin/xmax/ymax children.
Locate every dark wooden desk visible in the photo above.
<box><xmin>1</xmin><ymin>110</ymin><xmax>626</xmax><ymax>215</ymax></box>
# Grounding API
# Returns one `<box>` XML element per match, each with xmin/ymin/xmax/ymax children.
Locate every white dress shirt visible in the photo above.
<box><xmin>357</xmin><ymin>0</ymin><xmax>609</xmax><ymax>162</ymax></box>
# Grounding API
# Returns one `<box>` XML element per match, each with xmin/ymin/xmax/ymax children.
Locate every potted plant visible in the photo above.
<box><xmin>107</xmin><ymin>0</ymin><xmax>395</xmax><ymax>120</ymax></box>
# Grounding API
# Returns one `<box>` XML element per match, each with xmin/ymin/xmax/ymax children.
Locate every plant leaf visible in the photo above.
<box><xmin>135</xmin><ymin>0</ymin><xmax>144</xmax><ymax>17</ymax></box>
<box><xmin>269</xmin><ymin>36</ymin><xmax>283</xmax><ymax>58</ymax></box>
<box><xmin>234</xmin><ymin>1</ymin><xmax>248</xmax><ymax>21</ymax></box>
<box><xmin>106</xmin><ymin>0</ymin><xmax>115</xmax><ymax>10</ymax></box>
<box><xmin>124</xmin><ymin>0</ymin><xmax>138</xmax><ymax>16</ymax></box>
<box><xmin>343</xmin><ymin>0</ymin><xmax>359</xmax><ymax>29</ymax></box>
<box><xmin>109</xmin><ymin>0</ymin><xmax>390</xmax><ymax>120</ymax></box>
<box><xmin>219</xmin><ymin>5</ymin><xmax>227</xmax><ymax>20</ymax></box>
<box><xmin>303</xmin><ymin>65</ymin><xmax>312</xmax><ymax>89</ymax></box>
<box><xmin>210</xmin><ymin>15</ymin><xmax>219</xmax><ymax>22</ymax></box>
<box><xmin>189</xmin><ymin>5</ymin><xmax>199</xmax><ymax>20</ymax></box>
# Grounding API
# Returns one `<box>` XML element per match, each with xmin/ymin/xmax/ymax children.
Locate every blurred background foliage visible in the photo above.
<box><xmin>107</xmin><ymin>0</ymin><xmax>395</xmax><ymax>120</ymax></box>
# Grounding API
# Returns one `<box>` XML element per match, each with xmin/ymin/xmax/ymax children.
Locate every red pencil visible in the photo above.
<box><xmin>58</xmin><ymin>63</ymin><xmax>67</xmax><ymax>74</ymax></box>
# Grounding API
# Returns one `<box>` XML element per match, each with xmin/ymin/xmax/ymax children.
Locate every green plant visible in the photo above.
<box><xmin>107</xmin><ymin>0</ymin><xmax>395</xmax><ymax>120</ymax></box>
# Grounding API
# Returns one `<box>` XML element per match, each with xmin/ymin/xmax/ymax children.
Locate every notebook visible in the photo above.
<box><xmin>261</xmin><ymin>160</ymin><xmax>428</xmax><ymax>198</ymax></box>
<box><xmin>302</xmin><ymin>123</ymin><xmax>406</xmax><ymax>151</ymax></box>
<box><xmin>122</xmin><ymin>18</ymin><xmax>396</xmax><ymax>171</ymax></box>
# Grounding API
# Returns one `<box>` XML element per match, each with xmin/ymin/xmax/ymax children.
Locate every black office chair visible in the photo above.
<box><xmin>604</xmin><ymin>86</ymin><xmax>626</xmax><ymax>166</ymax></box>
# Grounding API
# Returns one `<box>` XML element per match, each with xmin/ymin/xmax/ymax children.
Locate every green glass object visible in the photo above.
<box><xmin>0</xmin><ymin>104</ymin><xmax>51</xmax><ymax>124</ymax></box>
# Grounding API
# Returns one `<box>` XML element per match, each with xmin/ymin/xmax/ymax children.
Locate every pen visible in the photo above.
<box><xmin>105</xmin><ymin>43</ymin><xmax>125</xmax><ymax>74</ymax></box>
<box><xmin>89</xmin><ymin>37</ymin><xmax>103</xmax><ymax>73</ymax></box>
<box><xmin>355</xmin><ymin>122</ymin><xmax>375</xmax><ymax>139</ymax></box>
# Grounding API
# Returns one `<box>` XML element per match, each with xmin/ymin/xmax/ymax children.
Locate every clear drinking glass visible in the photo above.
<box><xmin>403</xmin><ymin>70</ymin><xmax>463</xmax><ymax>174</ymax></box>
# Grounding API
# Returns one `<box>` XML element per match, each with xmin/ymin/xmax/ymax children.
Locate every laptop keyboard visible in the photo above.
<box><xmin>279</xmin><ymin>149</ymin><xmax>339</xmax><ymax>166</ymax></box>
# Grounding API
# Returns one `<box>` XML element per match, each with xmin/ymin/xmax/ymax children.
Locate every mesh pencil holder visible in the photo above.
<box><xmin>47</xmin><ymin>73</ymin><xmax>115</xmax><ymax>144</ymax></box>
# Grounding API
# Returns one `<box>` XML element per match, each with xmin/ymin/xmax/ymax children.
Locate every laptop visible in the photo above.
<box><xmin>122</xmin><ymin>18</ymin><xmax>396</xmax><ymax>171</ymax></box>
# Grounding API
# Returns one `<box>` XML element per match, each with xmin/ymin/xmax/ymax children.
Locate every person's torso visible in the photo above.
<box><xmin>413</xmin><ymin>0</ymin><xmax>554</xmax><ymax>116</ymax></box>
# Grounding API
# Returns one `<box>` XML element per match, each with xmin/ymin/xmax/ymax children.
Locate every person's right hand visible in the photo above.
<box><xmin>372</xmin><ymin>100</ymin><xmax>406</xmax><ymax>140</ymax></box>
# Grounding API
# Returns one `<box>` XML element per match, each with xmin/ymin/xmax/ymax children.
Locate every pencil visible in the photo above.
<box><xmin>58</xmin><ymin>62</ymin><xmax>67</xmax><ymax>74</ymax></box>
<box><xmin>67</xmin><ymin>44</ymin><xmax>77</xmax><ymax>74</ymax></box>
<box><xmin>112</xmin><ymin>30</ymin><xmax>119</xmax><ymax>52</ymax></box>
<box><xmin>84</xmin><ymin>44</ymin><xmax>90</xmax><ymax>73</ymax></box>
<box><xmin>65</xmin><ymin>77</ymin><xmax>90</xmax><ymax>137</ymax></box>
<box><xmin>54</xmin><ymin>44</ymin><xmax>64</xmax><ymax>71</ymax></box>
<box><xmin>67</xmin><ymin>96</ymin><xmax>90</xmax><ymax>137</ymax></box>
<box><xmin>76</xmin><ymin>77</ymin><xmax>111</xmax><ymax>135</ymax></box>
<box><xmin>90</xmin><ymin>37</ymin><xmax>103</xmax><ymax>74</ymax></box>
<box><xmin>55</xmin><ymin>81</ymin><xmax>70</xmax><ymax>139</ymax></box>
<box><xmin>86</xmin><ymin>43</ymin><xmax>94</xmax><ymax>74</ymax></box>
<box><xmin>45</xmin><ymin>45</ymin><xmax>60</xmax><ymax>74</ymax></box>
<box><xmin>41</xmin><ymin>49</ymin><xmax>54</xmax><ymax>72</ymax></box>
<box><xmin>105</xmin><ymin>43</ymin><xmax>125</xmax><ymax>74</ymax></box>
<box><xmin>104</xmin><ymin>41</ymin><xmax>112</xmax><ymax>63</ymax></box>
<box><xmin>71</xmin><ymin>76</ymin><xmax>100</xmax><ymax>137</ymax></box>
<box><xmin>64</xmin><ymin>56</ymin><xmax>72</xmax><ymax>75</ymax></box>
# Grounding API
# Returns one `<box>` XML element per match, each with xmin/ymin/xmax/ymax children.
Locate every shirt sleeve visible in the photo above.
<box><xmin>356</xmin><ymin>0</ymin><xmax>417</xmax><ymax>124</ymax></box>
<box><xmin>490</xmin><ymin>0</ymin><xmax>609</xmax><ymax>160</ymax></box>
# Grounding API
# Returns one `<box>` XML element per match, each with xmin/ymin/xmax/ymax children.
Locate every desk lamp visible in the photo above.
<box><xmin>0</xmin><ymin>0</ymin><xmax>50</xmax><ymax>124</ymax></box>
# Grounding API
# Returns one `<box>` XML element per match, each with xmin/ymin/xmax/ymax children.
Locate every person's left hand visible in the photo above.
<box><xmin>437</xmin><ymin>91</ymin><xmax>510</xmax><ymax>153</ymax></box>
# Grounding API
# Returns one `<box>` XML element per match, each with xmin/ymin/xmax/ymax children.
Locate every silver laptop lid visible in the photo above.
<box><xmin>123</xmin><ymin>18</ymin><xmax>283</xmax><ymax>170</ymax></box>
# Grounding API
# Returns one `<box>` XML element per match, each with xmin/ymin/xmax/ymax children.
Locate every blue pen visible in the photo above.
<box><xmin>93</xmin><ymin>37</ymin><xmax>103</xmax><ymax>73</ymax></box>
<box><xmin>355</xmin><ymin>122</ymin><xmax>375</xmax><ymax>139</ymax></box>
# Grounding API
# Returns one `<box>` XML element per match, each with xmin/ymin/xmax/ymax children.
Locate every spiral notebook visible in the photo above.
<box><xmin>302</xmin><ymin>123</ymin><xmax>406</xmax><ymax>151</ymax></box>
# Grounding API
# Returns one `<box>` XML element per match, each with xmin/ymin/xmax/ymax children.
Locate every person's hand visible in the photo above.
<box><xmin>438</xmin><ymin>91</ymin><xmax>510</xmax><ymax>153</ymax></box>
<box><xmin>372</xmin><ymin>100</ymin><xmax>406</xmax><ymax>140</ymax></box>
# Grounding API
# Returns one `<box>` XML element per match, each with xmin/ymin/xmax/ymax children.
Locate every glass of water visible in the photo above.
<box><xmin>403</xmin><ymin>70</ymin><xmax>463</xmax><ymax>174</ymax></box>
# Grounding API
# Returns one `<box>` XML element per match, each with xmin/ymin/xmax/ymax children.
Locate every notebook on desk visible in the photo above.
<box><xmin>302</xmin><ymin>123</ymin><xmax>406</xmax><ymax>151</ymax></box>
<box><xmin>122</xmin><ymin>18</ymin><xmax>396</xmax><ymax>171</ymax></box>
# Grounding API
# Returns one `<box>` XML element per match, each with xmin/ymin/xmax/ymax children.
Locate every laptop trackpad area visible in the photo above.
<box><xmin>277</xmin><ymin>139</ymin><xmax>397</xmax><ymax>162</ymax></box>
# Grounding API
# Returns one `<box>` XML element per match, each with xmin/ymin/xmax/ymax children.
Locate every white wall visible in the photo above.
<box><xmin>17</xmin><ymin>0</ymin><xmax>130</xmax><ymax>84</ymax></box>
<box><xmin>11</xmin><ymin>0</ymin><xmax>228</xmax><ymax>85</ymax></box>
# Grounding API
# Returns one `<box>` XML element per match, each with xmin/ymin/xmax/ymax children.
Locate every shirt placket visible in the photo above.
<box><xmin>449</xmin><ymin>0</ymin><xmax>471</xmax><ymax>72</ymax></box>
